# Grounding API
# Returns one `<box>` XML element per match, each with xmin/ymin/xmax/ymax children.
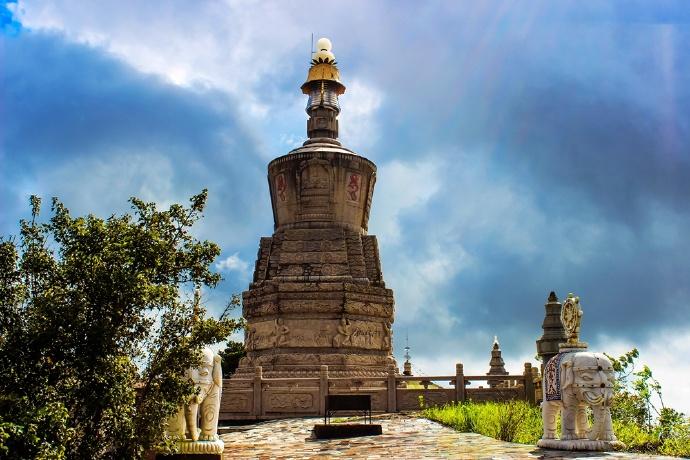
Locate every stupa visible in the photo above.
<box><xmin>235</xmin><ymin>38</ymin><xmax>398</xmax><ymax>378</ymax></box>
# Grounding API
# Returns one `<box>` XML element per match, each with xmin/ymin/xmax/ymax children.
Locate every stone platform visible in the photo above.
<box><xmin>220</xmin><ymin>414</ymin><xmax>675</xmax><ymax>459</ymax></box>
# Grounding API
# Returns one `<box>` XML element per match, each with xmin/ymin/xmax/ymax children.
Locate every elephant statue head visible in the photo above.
<box><xmin>561</xmin><ymin>352</ymin><xmax>615</xmax><ymax>408</ymax></box>
<box><xmin>166</xmin><ymin>346</ymin><xmax>223</xmax><ymax>446</ymax></box>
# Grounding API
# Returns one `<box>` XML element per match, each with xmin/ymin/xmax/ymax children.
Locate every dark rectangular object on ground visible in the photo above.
<box><xmin>313</xmin><ymin>423</ymin><xmax>382</xmax><ymax>439</ymax></box>
<box><xmin>325</xmin><ymin>394</ymin><xmax>372</xmax><ymax>424</ymax></box>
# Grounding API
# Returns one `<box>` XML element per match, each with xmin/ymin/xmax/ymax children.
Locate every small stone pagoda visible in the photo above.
<box><xmin>486</xmin><ymin>336</ymin><xmax>508</xmax><ymax>388</ymax></box>
<box><xmin>235</xmin><ymin>38</ymin><xmax>397</xmax><ymax>378</ymax></box>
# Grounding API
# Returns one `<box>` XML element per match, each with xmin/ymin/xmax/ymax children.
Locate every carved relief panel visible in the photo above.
<box><xmin>345</xmin><ymin>172</ymin><xmax>362</xmax><ymax>202</ymax></box>
<box><xmin>265</xmin><ymin>392</ymin><xmax>316</xmax><ymax>412</ymax></box>
<box><xmin>297</xmin><ymin>158</ymin><xmax>333</xmax><ymax>221</ymax></box>
<box><xmin>247</xmin><ymin>317</ymin><xmax>389</xmax><ymax>350</ymax></box>
<box><xmin>275</xmin><ymin>173</ymin><xmax>288</xmax><ymax>203</ymax></box>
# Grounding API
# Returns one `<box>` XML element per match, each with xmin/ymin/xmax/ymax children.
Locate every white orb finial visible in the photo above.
<box><xmin>313</xmin><ymin>37</ymin><xmax>335</xmax><ymax>63</ymax></box>
<box><xmin>316</xmin><ymin>37</ymin><xmax>332</xmax><ymax>52</ymax></box>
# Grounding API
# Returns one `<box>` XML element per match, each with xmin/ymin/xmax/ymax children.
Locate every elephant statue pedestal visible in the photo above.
<box><xmin>159</xmin><ymin>347</ymin><xmax>225</xmax><ymax>459</ymax></box>
<box><xmin>537</xmin><ymin>347</ymin><xmax>625</xmax><ymax>452</ymax></box>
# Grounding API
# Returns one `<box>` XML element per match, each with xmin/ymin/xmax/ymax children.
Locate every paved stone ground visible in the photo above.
<box><xmin>220</xmin><ymin>414</ymin><xmax>676</xmax><ymax>459</ymax></box>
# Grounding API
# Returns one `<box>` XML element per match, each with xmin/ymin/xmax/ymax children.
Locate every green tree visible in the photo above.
<box><xmin>219</xmin><ymin>339</ymin><xmax>246</xmax><ymax>378</ymax></box>
<box><xmin>0</xmin><ymin>191</ymin><xmax>242</xmax><ymax>459</ymax></box>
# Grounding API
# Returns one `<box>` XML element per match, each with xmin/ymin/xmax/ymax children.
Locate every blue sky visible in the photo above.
<box><xmin>2</xmin><ymin>1</ymin><xmax>689</xmax><ymax>411</ymax></box>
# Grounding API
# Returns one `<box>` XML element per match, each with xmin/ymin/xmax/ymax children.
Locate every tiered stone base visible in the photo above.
<box><xmin>240</xmin><ymin>226</ymin><xmax>397</xmax><ymax>379</ymax></box>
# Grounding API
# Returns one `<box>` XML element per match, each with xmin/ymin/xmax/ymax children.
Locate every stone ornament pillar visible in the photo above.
<box><xmin>537</xmin><ymin>294</ymin><xmax>625</xmax><ymax>451</ymax></box>
<box><xmin>455</xmin><ymin>363</ymin><xmax>465</xmax><ymax>403</ymax></box>
<box><xmin>319</xmin><ymin>365</ymin><xmax>329</xmax><ymax>416</ymax></box>
<box><xmin>523</xmin><ymin>362</ymin><xmax>536</xmax><ymax>405</ymax></box>
<box><xmin>387</xmin><ymin>366</ymin><xmax>397</xmax><ymax>412</ymax></box>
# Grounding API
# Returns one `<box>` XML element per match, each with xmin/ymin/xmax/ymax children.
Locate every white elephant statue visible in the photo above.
<box><xmin>167</xmin><ymin>347</ymin><xmax>223</xmax><ymax>445</ymax></box>
<box><xmin>538</xmin><ymin>350</ymin><xmax>624</xmax><ymax>450</ymax></box>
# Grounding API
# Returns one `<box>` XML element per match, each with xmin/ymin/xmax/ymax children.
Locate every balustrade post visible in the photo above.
<box><xmin>253</xmin><ymin>366</ymin><xmax>263</xmax><ymax>416</ymax></box>
<box><xmin>387</xmin><ymin>366</ymin><xmax>397</xmax><ymax>412</ymax></box>
<box><xmin>455</xmin><ymin>363</ymin><xmax>465</xmax><ymax>403</ymax></box>
<box><xmin>319</xmin><ymin>365</ymin><xmax>329</xmax><ymax>416</ymax></box>
<box><xmin>523</xmin><ymin>362</ymin><xmax>536</xmax><ymax>405</ymax></box>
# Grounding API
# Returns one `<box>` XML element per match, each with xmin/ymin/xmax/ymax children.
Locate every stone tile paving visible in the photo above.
<box><xmin>220</xmin><ymin>414</ymin><xmax>676</xmax><ymax>459</ymax></box>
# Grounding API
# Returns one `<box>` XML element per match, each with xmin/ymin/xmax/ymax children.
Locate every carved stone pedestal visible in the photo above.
<box><xmin>537</xmin><ymin>439</ymin><xmax>625</xmax><ymax>451</ymax></box>
<box><xmin>157</xmin><ymin>454</ymin><xmax>221</xmax><ymax>460</ymax></box>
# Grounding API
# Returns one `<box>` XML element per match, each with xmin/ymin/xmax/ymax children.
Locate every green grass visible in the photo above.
<box><xmin>612</xmin><ymin>419</ymin><xmax>690</xmax><ymax>457</ymax></box>
<box><xmin>422</xmin><ymin>401</ymin><xmax>690</xmax><ymax>457</ymax></box>
<box><xmin>423</xmin><ymin>401</ymin><xmax>542</xmax><ymax>444</ymax></box>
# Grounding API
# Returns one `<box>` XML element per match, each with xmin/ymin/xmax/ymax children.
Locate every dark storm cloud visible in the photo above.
<box><xmin>356</xmin><ymin>7</ymin><xmax>690</xmax><ymax>361</ymax></box>
<box><xmin>0</xmin><ymin>31</ymin><xmax>270</xmax><ymax>307</ymax></box>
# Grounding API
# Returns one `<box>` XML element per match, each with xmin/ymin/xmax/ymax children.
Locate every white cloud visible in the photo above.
<box><xmin>370</xmin><ymin>158</ymin><xmax>441</xmax><ymax>244</ymax></box>
<box><xmin>279</xmin><ymin>133</ymin><xmax>303</xmax><ymax>149</ymax></box>
<box><xmin>21</xmin><ymin>151</ymin><xmax>178</xmax><ymax>218</ymax></box>
<box><xmin>418</xmin><ymin>242</ymin><xmax>473</xmax><ymax>285</ymax></box>
<box><xmin>591</xmin><ymin>330</ymin><xmax>690</xmax><ymax>415</ymax></box>
<box><xmin>216</xmin><ymin>252</ymin><xmax>250</xmax><ymax>280</ymax></box>
<box><xmin>16</xmin><ymin>0</ymin><xmax>305</xmax><ymax>116</ymax></box>
<box><xmin>338</xmin><ymin>79</ymin><xmax>383</xmax><ymax>151</ymax></box>
<box><xmin>386</xmin><ymin>240</ymin><xmax>473</xmax><ymax>329</ymax></box>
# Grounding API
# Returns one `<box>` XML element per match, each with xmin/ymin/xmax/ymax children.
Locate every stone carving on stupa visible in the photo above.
<box><xmin>234</xmin><ymin>38</ymin><xmax>398</xmax><ymax>379</ymax></box>
<box><xmin>538</xmin><ymin>294</ymin><xmax>625</xmax><ymax>452</ymax></box>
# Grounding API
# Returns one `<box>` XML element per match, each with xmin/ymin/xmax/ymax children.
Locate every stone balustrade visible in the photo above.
<box><xmin>220</xmin><ymin>362</ymin><xmax>539</xmax><ymax>420</ymax></box>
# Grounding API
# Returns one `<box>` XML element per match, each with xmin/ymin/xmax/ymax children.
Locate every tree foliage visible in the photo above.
<box><xmin>0</xmin><ymin>191</ymin><xmax>242</xmax><ymax>459</ymax></box>
<box><xmin>219</xmin><ymin>340</ymin><xmax>246</xmax><ymax>378</ymax></box>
